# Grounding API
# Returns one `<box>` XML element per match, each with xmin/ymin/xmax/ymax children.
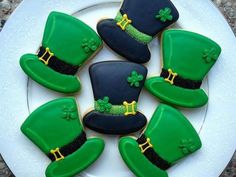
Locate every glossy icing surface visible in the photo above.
<box><xmin>97</xmin><ymin>19</ymin><xmax>151</xmax><ymax>63</ymax></box>
<box><xmin>162</xmin><ymin>30</ymin><xmax>221</xmax><ymax>81</ymax></box>
<box><xmin>20</xmin><ymin>11</ymin><xmax>102</xmax><ymax>93</ymax></box>
<box><xmin>21</xmin><ymin>98</ymin><xmax>104</xmax><ymax>177</ymax></box>
<box><xmin>145</xmin><ymin>29</ymin><xmax>221</xmax><ymax>108</ymax></box>
<box><xmin>119</xmin><ymin>104</ymin><xmax>202</xmax><ymax>177</ymax></box>
<box><xmin>120</xmin><ymin>0</ymin><xmax>179</xmax><ymax>36</ymax></box>
<box><xmin>145</xmin><ymin>77</ymin><xmax>208</xmax><ymax>108</ymax></box>
<box><xmin>97</xmin><ymin>0</ymin><xmax>179</xmax><ymax>63</ymax></box>
<box><xmin>83</xmin><ymin>61</ymin><xmax>148</xmax><ymax>135</ymax></box>
<box><xmin>144</xmin><ymin>104</ymin><xmax>201</xmax><ymax>162</ymax></box>
<box><xmin>42</xmin><ymin>12</ymin><xmax>102</xmax><ymax>66</ymax></box>
<box><xmin>89</xmin><ymin>61</ymin><xmax>147</xmax><ymax>104</ymax></box>
<box><xmin>20</xmin><ymin>54</ymin><xmax>81</xmax><ymax>93</ymax></box>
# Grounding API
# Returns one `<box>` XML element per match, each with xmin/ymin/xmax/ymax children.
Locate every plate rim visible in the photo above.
<box><xmin>0</xmin><ymin>0</ymin><xmax>236</xmax><ymax>177</ymax></box>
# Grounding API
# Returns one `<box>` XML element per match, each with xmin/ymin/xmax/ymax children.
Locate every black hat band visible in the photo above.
<box><xmin>137</xmin><ymin>134</ymin><xmax>171</xmax><ymax>170</ymax></box>
<box><xmin>48</xmin><ymin>131</ymin><xmax>87</xmax><ymax>162</ymax></box>
<box><xmin>160</xmin><ymin>68</ymin><xmax>202</xmax><ymax>89</ymax></box>
<box><xmin>38</xmin><ymin>46</ymin><xmax>79</xmax><ymax>75</ymax></box>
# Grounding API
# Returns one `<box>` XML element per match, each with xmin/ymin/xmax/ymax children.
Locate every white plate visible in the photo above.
<box><xmin>0</xmin><ymin>0</ymin><xmax>236</xmax><ymax>176</ymax></box>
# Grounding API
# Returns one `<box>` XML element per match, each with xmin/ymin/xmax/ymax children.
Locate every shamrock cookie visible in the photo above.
<box><xmin>119</xmin><ymin>104</ymin><xmax>202</xmax><ymax>177</ymax></box>
<box><xmin>20</xmin><ymin>11</ymin><xmax>102</xmax><ymax>93</ymax></box>
<box><xmin>97</xmin><ymin>0</ymin><xmax>179</xmax><ymax>63</ymax></box>
<box><xmin>21</xmin><ymin>98</ymin><xmax>105</xmax><ymax>177</ymax></box>
<box><xmin>83</xmin><ymin>61</ymin><xmax>148</xmax><ymax>135</ymax></box>
<box><xmin>145</xmin><ymin>29</ymin><xmax>221</xmax><ymax>108</ymax></box>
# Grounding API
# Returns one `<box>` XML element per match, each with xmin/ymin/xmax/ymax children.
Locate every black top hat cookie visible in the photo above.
<box><xmin>83</xmin><ymin>61</ymin><xmax>148</xmax><ymax>135</ymax></box>
<box><xmin>97</xmin><ymin>0</ymin><xmax>179</xmax><ymax>63</ymax></box>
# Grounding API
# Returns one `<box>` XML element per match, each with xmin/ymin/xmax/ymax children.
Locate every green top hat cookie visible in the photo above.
<box><xmin>21</xmin><ymin>98</ymin><xmax>104</xmax><ymax>177</ymax></box>
<box><xmin>119</xmin><ymin>104</ymin><xmax>202</xmax><ymax>177</ymax></box>
<box><xmin>145</xmin><ymin>29</ymin><xmax>221</xmax><ymax>108</ymax></box>
<box><xmin>20</xmin><ymin>11</ymin><xmax>102</xmax><ymax>93</ymax></box>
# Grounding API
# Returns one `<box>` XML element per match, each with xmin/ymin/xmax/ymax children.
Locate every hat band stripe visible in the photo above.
<box><xmin>38</xmin><ymin>46</ymin><xmax>79</xmax><ymax>75</ymax></box>
<box><xmin>48</xmin><ymin>131</ymin><xmax>87</xmax><ymax>162</ymax></box>
<box><xmin>137</xmin><ymin>134</ymin><xmax>171</xmax><ymax>170</ymax></box>
<box><xmin>94</xmin><ymin>98</ymin><xmax>137</xmax><ymax>116</ymax></box>
<box><xmin>160</xmin><ymin>68</ymin><xmax>202</xmax><ymax>89</ymax></box>
<box><xmin>115</xmin><ymin>12</ymin><xmax>152</xmax><ymax>45</ymax></box>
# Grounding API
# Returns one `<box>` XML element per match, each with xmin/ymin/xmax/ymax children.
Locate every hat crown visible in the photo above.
<box><xmin>21</xmin><ymin>98</ymin><xmax>83</xmax><ymax>154</ymax></box>
<box><xmin>42</xmin><ymin>12</ymin><xmax>102</xmax><ymax>66</ymax></box>
<box><xmin>89</xmin><ymin>61</ymin><xmax>147</xmax><ymax>105</ymax></box>
<box><xmin>162</xmin><ymin>30</ymin><xmax>221</xmax><ymax>81</ymax></box>
<box><xmin>120</xmin><ymin>0</ymin><xmax>179</xmax><ymax>36</ymax></box>
<box><xmin>144</xmin><ymin>104</ymin><xmax>201</xmax><ymax>163</ymax></box>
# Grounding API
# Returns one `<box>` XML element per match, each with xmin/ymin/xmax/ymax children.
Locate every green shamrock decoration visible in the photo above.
<box><xmin>82</xmin><ymin>38</ymin><xmax>98</xmax><ymax>53</ymax></box>
<box><xmin>202</xmin><ymin>48</ymin><xmax>218</xmax><ymax>63</ymax></box>
<box><xmin>62</xmin><ymin>106</ymin><xmax>77</xmax><ymax>121</ymax></box>
<box><xmin>155</xmin><ymin>8</ymin><xmax>173</xmax><ymax>22</ymax></box>
<box><xmin>179</xmin><ymin>139</ymin><xmax>196</xmax><ymax>155</ymax></box>
<box><xmin>127</xmin><ymin>71</ymin><xmax>144</xmax><ymax>88</ymax></box>
<box><xmin>96</xmin><ymin>96</ymin><xmax>112</xmax><ymax>113</ymax></box>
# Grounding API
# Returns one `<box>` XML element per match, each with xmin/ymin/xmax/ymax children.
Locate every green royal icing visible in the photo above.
<box><xmin>82</xmin><ymin>38</ymin><xmax>99</xmax><ymax>53</ymax></box>
<box><xmin>115</xmin><ymin>12</ymin><xmax>152</xmax><ymax>44</ymax></box>
<box><xmin>21</xmin><ymin>98</ymin><xmax>104</xmax><ymax>177</ymax></box>
<box><xmin>155</xmin><ymin>8</ymin><xmax>173</xmax><ymax>22</ymax></box>
<box><xmin>94</xmin><ymin>96</ymin><xmax>112</xmax><ymax>113</ymax></box>
<box><xmin>62</xmin><ymin>105</ymin><xmax>77</xmax><ymax>121</ymax></box>
<box><xmin>145</xmin><ymin>29</ymin><xmax>221</xmax><ymax>108</ymax></box>
<box><xmin>161</xmin><ymin>30</ymin><xmax>221</xmax><ymax>81</ymax></box>
<box><xmin>179</xmin><ymin>139</ymin><xmax>197</xmax><ymax>155</ymax></box>
<box><xmin>19</xmin><ymin>11</ymin><xmax>102</xmax><ymax>93</ymax></box>
<box><xmin>202</xmin><ymin>48</ymin><xmax>219</xmax><ymax>63</ymax></box>
<box><xmin>127</xmin><ymin>70</ymin><xmax>144</xmax><ymax>87</ymax></box>
<box><xmin>94</xmin><ymin>96</ymin><xmax>137</xmax><ymax>115</ymax></box>
<box><xmin>41</xmin><ymin>13</ymin><xmax>102</xmax><ymax>66</ymax></box>
<box><xmin>119</xmin><ymin>104</ymin><xmax>202</xmax><ymax>177</ymax></box>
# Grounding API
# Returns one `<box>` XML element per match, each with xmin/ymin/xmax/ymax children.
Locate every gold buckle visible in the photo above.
<box><xmin>123</xmin><ymin>101</ymin><xmax>136</xmax><ymax>116</ymax></box>
<box><xmin>164</xmin><ymin>69</ymin><xmax>178</xmax><ymax>85</ymax></box>
<box><xmin>50</xmin><ymin>147</ymin><xmax>64</xmax><ymax>161</ymax></box>
<box><xmin>117</xmin><ymin>14</ymin><xmax>132</xmax><ymax>30</ymax></box>
<box><xmin>39</xmin><ymin>47</ymin><xmax>54</xmax><ymax>65</ymax></box>
<box><xmin>139</xmin><ymin>138</ymin><xmax>153</xmax><ymax>153</ymax></box>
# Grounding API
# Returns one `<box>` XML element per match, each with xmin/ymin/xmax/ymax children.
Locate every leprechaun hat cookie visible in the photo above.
<box><xmin>145</xmin><ymin>29</ymin><xmax>221</xmax><ymax>108</ymax></box>
<box><xmin>97</xmin><ymin>0</ymin><xmax>179</xmax><ymax>63</ymax></box>
<box><xmin>119</xmin><ymin>104</ymin><xmax>202</xmax><ymax>177</ymax></box>
<box><xmin>83</xmin><ymin>61</ymin><xmax>148</xmax><ymax>135</ymax></box>
<box><xmin>20</xmin><ymin>11</ymin><xmax>102</xmax><ymax>93</ymax></box>
<box><xmin>21</xmin><ymin>98</ymin><xmax>105</xmax><ymax>177</ymax></box>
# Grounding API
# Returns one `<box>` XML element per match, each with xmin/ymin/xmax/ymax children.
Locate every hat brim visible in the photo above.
<box><xmin>83</xmin><ymin>111</ymin><xmax>147</xmax><ymax>135</ymax></box>
<box><xmin>20</xmin><ymin>54</ymin><xmax>81</xmax><ymax>93</ymax></box>
<box><xmin>46</xmin><ymin>138</ymin><xmax>104</xmax><ymax>177</ymax></box>
<box><xmin>97</xmin><ymin>19</ymin><xmax>151</xmax><ymax>63</ymax></box>
<box><xmin>119</xmin><ymin>137</ymin><xmax>168</xmax><ymax>177</ymax></box>
<box><xmin>145</xmin><ymin>77</ymin><xmax>208</xmax><ymax>108</ymax></box>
